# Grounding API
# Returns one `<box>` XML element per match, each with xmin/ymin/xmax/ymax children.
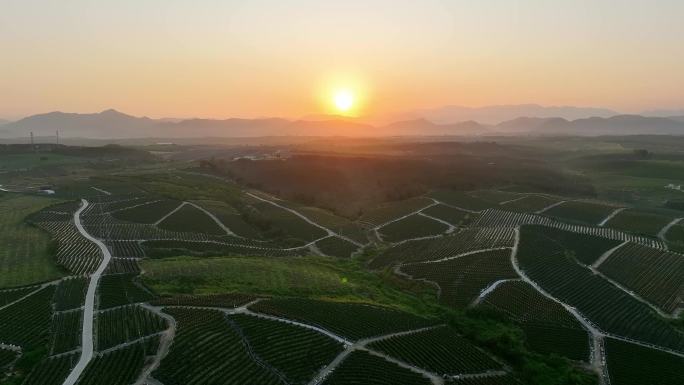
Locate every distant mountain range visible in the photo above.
<box><xmin>404</xmin><ymin>104</ymin><xmax>619</xmax><ymax>125</ymax></box>
<box><xmin>2</xmin><ymin>107</ymin><xmax>684</xmax><ymax>139</ymax></box>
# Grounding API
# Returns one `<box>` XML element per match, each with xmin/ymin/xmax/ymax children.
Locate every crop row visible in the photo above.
<box><xmin>53</xmin><ymin>277</ymin><xmax>88</xmax><ymax>311</ymax></box>
<box><xmin>315</xmin><ymin>236</ymin><xmax>360</xmax><ymax>258</ymax></box>
<box><xmin>516</xmin><ymin>226</ymin><xmax>684</xmax><ymax>352</ymax></box>
<box><xmin>153</xmin><ymin>308</ymin><xmax>284</xmax><ymax>385</ymax></box>
<box><xmin>400</xmin><ymin>249</ymin><xmax>516</xmax><ymax>308</ymax></box>
<box><xmin>76</xmin><ymin>337</ymin><xmax>160</xmax><ymax>385</ymax></box>
<box><xmin>473</xmin><ymin>209</ymin><xmax>663</xmax><ymax>248</ymax></box>
<box><xmin>370</xmin><ymin>227</ymin><xmax>515</xmax><ymax>268</ymax></box>
<box><xmin>34</xmin><ymin>220</ymin><xmax>102</xmax><ymax>275</ymax></box>
<box><xmin>142</xmin><ymin>239</ymin><xmax>304</xmax><ymax>259</ymax></box>
<box><xmin>104</xmin><ymin>258</ymin><xmax>140</xmax><ymax>275</ymax></box>
<box><xmin>157</xmin><ymin>204</ymin><xmax>226</xmax><ymax>236</ymax></box>
<box><xmin>481</xmin><ymin>280</ymin><xmax>590</xmax><ymax>361</ymax></box>
<box><xmin>0</xmin><ymin>286</ymin><xmax>55</xmax><ymax>349</ymax></box>
<box><xmin>152</xmin><ymin>293</ymin><xmax>259</xmax><ymax>308</ymax></box>
<box><xmin>323</xmin><ymin>350</ymin><xmax>431</xmax><ymax>385</ymax></box>
<box><xmin>359</xmin><ymin>197</ymin><xmax>434</xmax><ymax>227</ymax></box>
<box><xmin>110</xmin><ymin>199</ymin><xmax>181</xmax><ymax>224</ymax></box>
<box><xmin>249</xmin><ymin>298</ymin><xmax>437</xmax><ymax>341</ymax></box>
<box><xmin>604</xmin><ymin>208</ymin><xmax>677</xmax><ymax>237</ymax></box>
<box><xmin>50</xmin><ymin>310</ymin><xmax>82</xmax><ymax>354</ymax></box>
<box><xmin>0</xmin><ymin>286</ymin><xmax>38</xmax><ymax>307</ymax></box>
<box><xmin>447</xmin><ymin>374</ymin><xmax>523</xmax><ymax>385</ymax></box>
<box><xmin>96</xmin><ymin>305</ymin><xmax>167</xmax><ymax>350</ymax></box>
<box><xmin>378</xmin><ymin>214</ymin><xmax>449</xmax><ymax>243</ymax></box>
<box><xmin>228</xmin><ymin>313</ymin><xmax>344</xmax><ymax>384</ymax></box>
<box><xmin>599</xmin><ymin>242</ymin><xmax>684</xmax><ymax>314</ymax></box>
<box><xmin>97</xmin><ymin>274</ymin><xmax>155</xmax><ymax>310</ymax></box>
<box><xmin>105</xmin><ymin>240</ymin><xmax>145</xmax><ymax>258</ymax></box>
<box><xmin>604</xmin><ymin>338</ymin><xmax>683</xmax><ymax>385</ymax></box>
<box><xmin>368</xmin><ymin>326</ymin><xmax>501</xmax><ymax>375</ymax></box>
<box><xmin>421</xmin><ymin>204</ymin><xmax>475</xmax><ymax>226</ymax></box>
<box><xmin>22</xmin><ymin>353</ymin><xmax>78</xmax><ymax>385</ymax></box>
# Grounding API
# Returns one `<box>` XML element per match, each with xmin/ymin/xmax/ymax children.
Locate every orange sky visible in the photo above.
<box><xmin>1</xmin><ymin>0</ymin><xmax>683</xmax><ymax>119</ymax></box>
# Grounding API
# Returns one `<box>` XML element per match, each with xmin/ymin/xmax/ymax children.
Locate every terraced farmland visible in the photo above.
<box><xmin>499</xmin><ymin>195</ymin><xmax>561</xmax><ymax>213</ymax></box>
<box><xmin>110</xmin><ymin>199</ymin><xmax>181</xmax><ymax>224</ymax></box>
<box><xmin>368</xmin><ymin>326</ymin><xmax>501</xmax><ymax>375</ymax></box>
<box><xmin>22</xmin><ymin>353</ymin><xmax>78</xmax><ymax>385</ymax></box>
<box><xmin>53</xmin><ymin>277</ymin><xmax>88</xmax><ymax>311</ymax></box>
<box><xmin>228</xmin><ymin>313</ymin><xmax>344</xmax><ymax>384</ymax></box>
<box><xmin>98</xmin><ymin>274</ymin><xmax>155</xmax><ymax>309</ymax></box>
<box><xmin>0</xmin><ymin>286</ymin><xmax>38</xmax><ymax>306</ymax></box>
<box><xmin>151</xmin><ymin>292</ymin><xmax>258</xmax><ymax>308</ymax></box>
<box><xmin>157</xmin><ymin>203</ymin><xmax>226</xmax><ymax>235</ymax></box>
<box><xmin>322</xmin><ymin>350</ymin><xmax>432</xmax><ymax>385</ymax></box>
<box><xmin>0</xmin><ymin>285</ymin><xmax>55</xmax><ymax>349</ymax></box>
<box><xmin>543</xmin><ymin>201</ymin><xmax>619</xmax><ymax>225</ymax></box>
<box><xmin>421</xmin><ymin>204</ymin><xmax>474</xmax><ymax>226</ymax></box>
<box><xmin>370</xmin><ymin>228</ymin><xmax>515</xmax><ymax>268</ymax></box>
<box><xmin>598</xmin><ymin>242</ymin><xmax>684</xmax><ymax>313</ymax></box>
<box><xmin>50</xmin><ymin>310</ymin><xmax>82</xmax><ymax>354</ymax></box>
<box><xmin>251</xmin><ymin>200</ymin><xmax>328</xmax><ymax>242</ymax></box>
<box><xmin>604</xmin><ymin>208</ymin><xmax>678</xmax><ymax>236</ymax></box>
<box><xmin>604</xmin><ymin>338</ymin><xmax>684</xmax><ymax>385</ymax></box>
<box><xmin>516</xmin><ymin>226</ymin><xmax>684</xmax><ymax>352</ymax></box>
<box><xmin>480</xmin><ymin>280</ymin><xmax>590</xmax><ymax>361</ymax></box>
<box><xmin>428</xmin><ymin>190</ymin><xmax>493</xmax><ymax>211</ymax></box>
<box><xmin>400</xmin><ymin>249</ymin><xmax>516</xmax><ymax>308</ymax></box>
<box><xmin>378</xmin><ymin>214</ymin><xmax>449</xmax><ymax>243</ymax></box>
<box><xmin>249</xmin><ymin>298</ymin><xmax>437</xmax><ymax>341</ymax></box>
<box><xmin>153</xmin><ymin>308</ymin><xmax>284</xmax><ymax>385</ymax></box>
<box><xmin>359</xmin><ymin>197</ymin><xmax>434</xmax><ymax>226</ymax></box>
<box><xmin>315</xmin><ymin>236</ymin><xmax>359</xmax><ymax>258</ymax></box>
<box><xmin>96</xmin><ymin>305</ymin><xmax>167</xmax><ymax>350</ymax></box>
<box><xmin>76</xmin><ymin>338</ymin><xmax>159</xmax><ymax>385</ymax></box>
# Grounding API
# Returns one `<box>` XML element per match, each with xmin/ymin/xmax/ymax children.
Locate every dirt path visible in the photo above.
<box><xmin>657</xmin><ymin>217</ymin><xmax>682</xmax><ymax>249</ymax></box>
<box><xmin>591</xmin><ymin>241</ymin><xmax>627</xmax><ymax>269</ymax></box>
<box><xmin>90</xmin><ymin>187</ymin><xmax>112</xmax><ymax>196</ymax></box>
<box><xmin>598</xmin><ymin>207</ymin><xmax>626</xmax><ymax>227</ymax></box>
<box><xmin>471</xmin><ymin>278</ymin><xmax>522</xmax><ymax>306</ymax></box>
<box><xmin>153</xmin><ymin>202</ymin><xmax>186</xmax><ymax>226</ymax></box>
<box><xmin>61</xmin><ymin>199</ymin><xmax>113</xmax><ymax>385</ymax></box>
<box><xmin>246</xmin><ymin>192</ymin><xmax>363</xmax><ymax>247</ymax></box>
<box><xmin>133</xmin><ymin>304</ymin><xmax>177</xmax><ymax>385</ymax></box>
<box><xmin>535</xmin><ymin>200</ymin><xmax>566</xmax><ymax>214</ymax></box>
<box><xmin>185</xmin><ymin>201</ymin><xmax>239</xmax><ymax>237</ymax></box>
<box><xmin>418</xmin><ymin>212</ymin><xmax>456</xmax><ymax>233</ymax></box>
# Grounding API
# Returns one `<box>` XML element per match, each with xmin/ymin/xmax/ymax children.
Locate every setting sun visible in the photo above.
<box><xmin>333</xmin><ymin>90</ymin><xmax>355</xmax><ymax>113</ymax></box>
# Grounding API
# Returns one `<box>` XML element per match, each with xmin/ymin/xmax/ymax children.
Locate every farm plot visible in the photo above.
<box><xmin>190</xmin><ymin>200</ymin><xmax>263</xmax><ymax>239</ymax></box>
<box><xmin>76</xmin><ymin>338</ymin><xmax>159</xmax><ymax>385</ymax></box>
<box><xmin>0</xmin><ymin>348</ymin><xmax>18</xmax><ymax>374</ymax></box>
<box><xmin>97</xmin><ymin>274</ymin><xmax>155</xmax><ymax>309</ymax></box>
<box><xmin>421</xmin><ymin>204</ymin><xmax>474</xmax><ymax>226</ymax></box>
<box><xmin>480</xmin><ymin>280</ymin><xmax>590</xmax><ymax>361</ymax></box>
<box><xmin>249</xmin><ymin>298</ymin><xmax>436</xmax><ymax>341</ymax></box>
<box><xmin>0</xmin><ymin>286</ymin><xmax>38</xmax><ymax>306</ymax></box>
<box><xmin>665</xmin><ymin>221</ymin><xmax>684</xmax><ymax>252</ymax></box>
<box><xmin>524</xmin><ymin>225</ymin><xmax>622</xmax><ymax>265</ymax></box>
<box><xmin>499</xmin><ymin>195</ymin><xmax>561</xmax><ymax>213</ymax></box>
<box><xmin>429</xmin><ymin>190</ymin><xmax>493</xmax><ymax>211</ymax></box>
<box><xmin>228</xmin><ymin>313</ymin><xmax>344</xmax><ymax>384</ymax></box>
<box><xmin>151</xmin><ymin>293</ymin><xmax>259</xmax><ymax>308</ymax></box>
<box><xmin>141</xmin><ymin>239</ymin><xmax>302</xmax><ymax>259</ymax></box>
<box><xmin>322</xmin><ymin>350</ymin><xmax>431</xmax><ymax>385</ymax></box>
<box><xmin>400</xmin><ymin>249</ymin><xmax>516</xmax><ymax>308</ymax></box>
<box><xmin>50</xmin><ymin>310</ymin><xmax>82</xmax><ymax>354</ymax></box>
<box><xmin>598</xmin><ymin>243</ymin><xmax>684</xmax><ymax>313</ymax></box>
<box><xmin>35</xmin><ymin>220</ymin><xmax>103</xmax><ymax>275</ymax></box>
<box><xmin>106</xmin><ymin>241</ymin><xmax>145</xmax><ymax>258</ymax></box>
<box><xmin>447</xmin><ymin>375</ymin><xmax>523</xmax><ymax>385</ymax></box>
<box><xmin>359</xmin><ymin>197</ymin><xmax>434</xmax><ymax>227</ymax></box>
<box><xmin>604</xmin><ymin>208</ymin><xmax>677</xmax><ymax>236</ymax></box>
<box><xmin>284</xmin><ymin>204</ymin><xmax>368</xmax><ymax>244</ymax></box>
<box><xmin>53</xmin><ymin>277</ymin><xmax>88</xmax><ymax>311</ymax></box>
<box><xmin>96</xmin><ymin>305</ymin><xmax>167</xmax><ymax>350</ymax></box>
<box><xmin>157</xmin><ymin>203</ymin><xmax>226</xmax><ymax>235</ymax></box>
<box><xmin>0</xmin><ymin>195</ymin><xmax>65</xmax><ymax>288</ymax></box>
<box><xmin>0</xmin><ymin>286</ymin><xmax>55</xmax><ymax>349</ymax></box>
<box><xmin>370</xmin><ymin>228</ymin><xmax>515</xmax><ymax>268</ymax></box>
<box><xmin>604</xmin><ymin>338</ymin><xmax>684</xmax><ymax>385</ymax></box>
<box><xmin>467</xmin><ymin>190</ymin><xmax>521</xmax><ymax>204</ymax></box>
<box><xmin>251</xmin><ymin>201</ymin><xmax>328</xmax><ymax>242</ymax></box>
<box><xmin>368</xmin><ymin>325</ymin><xmax>501</xmax><ymax>375</ymax></box>
<box><xmin>315</xmin><ymin>236</ymin><xmax>359</xmax><ymax>258</ymax></box>
<box><xmin>153</xmin><ymin>308</ymin><xmax>283</xmax><ymax>385</ymax></box>
<box><xmin>516</xmin><ymin>226</ymin><xmax>684</xmax><ymax>352</ymax></box>
<box><xmin>543</xmin><ymin>201</ymin><xmax>619</xmax><ymax>225</ymax></box>
<box><xmin>104</xmin><ymin>258</ymin><xmax>140</xmax><ymax>275</ymax></box>
<box><xmin>378</xmin><ymin>214</ymin><xmax>449</xmax><ymax>243</ymax></box>
<box><xmin>111</xmin><ymin>199</ymin><xmax>181</xmax><ymax>224</ymax></box>
<box><xmin>22</xmin><ymin>353</ymin><xmax>78</xmax><ymax>385</ymax></box>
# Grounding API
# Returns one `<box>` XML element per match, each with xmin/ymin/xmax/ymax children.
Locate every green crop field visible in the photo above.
<box><xmin>141</xmin><ymin>255</ymin><xmax>436</xmax><ymax>310</ymax></box>
<box><xmin>322</xmin><ymin>350</ymin><xmax>431</xmax><ymax>385</ymax></box>
<box><xmin>359</xmin><ymin>197</ymin><xmax>434</xmax><ymax>226</ymax></box>
<box><xmin>379</xmin><ymin>214</ymin><xmax>449</xmax><ymax>243</ymax></box>
<box><xmin>499</xmin><ymin>195</ymin><xmax>561</xmax><ymax>213</ymax></box>
<box><xmin>421</xmin><ymin>204</ymin><xmax>474</xmax><ymax>226</ymax></box>
<box><xmin>605</xmin><ymin>338</ymin><xmax>683</xmax><ymax>385</ymax></box>
<box><xmin>111</xmin><ymin>199</ymin><xmax>181</xmax><ymax>224</ymax></box>
<box><xmin>428</xmin><ymin>190</ymin><xmax>494</xmax><ymax>211</ymax></box>
<box><xmin>315</xmin><ymin>236</ymin><xmax>359</xmax><ymax>258</ymax></box>
<box><xmin>0</xmin><ymin>153</ymin><xmax>86</xmax><ymax>171</ymax></box>
<box><xmin>605</xmin><ymin>208</ymin><xmax>678</xmax><ymax>236</ymax></box>
<box><xmin>0</xmin><ymin>195</ymin><xmax>65</xmax><ymax>288</ymax></box>
<box><xmin>543</xmin><ymin>201</ymin><xmax>619</xmax><ymax>225</ymax></box>
<box><xmin>157</xmin><ymin>203</ymin><xmax>225</xmax><ymax>235</ymax></box>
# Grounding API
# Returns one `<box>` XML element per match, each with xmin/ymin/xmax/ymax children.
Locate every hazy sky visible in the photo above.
<box><xmin>1</xmin><ymin>0</ymin><xmax>683</xmax><ymax>119</ymax></box>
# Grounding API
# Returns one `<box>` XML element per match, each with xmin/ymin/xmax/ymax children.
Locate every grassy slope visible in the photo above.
<box><xmin>0</xmin><ymin>195</ymin><xmax>65</xmax><ymax>288</ymax></box>
<box><xmin>141</xmin><ymin>255</ymin><xmax>439</xmax><ymax>314</ymax></box>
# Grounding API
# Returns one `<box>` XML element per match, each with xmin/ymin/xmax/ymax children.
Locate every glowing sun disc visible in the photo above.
<box><xmin>334</xmin><ymin>90</ymin><xmax>354</xmax><ymax>112</ymax></box>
